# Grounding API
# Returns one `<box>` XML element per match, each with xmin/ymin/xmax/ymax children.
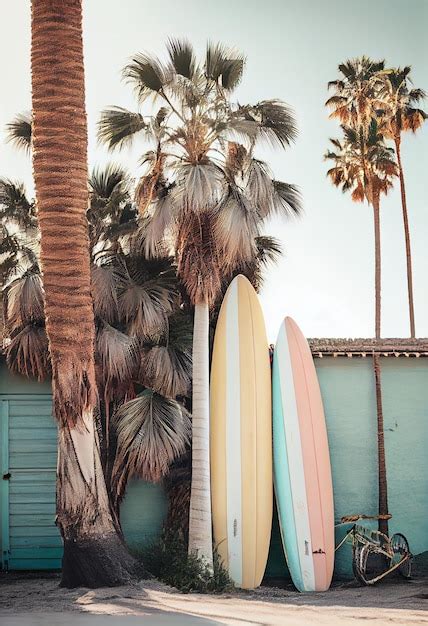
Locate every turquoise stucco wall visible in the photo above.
<box><xmin>266</xmin><ymin>356</ymin><xmax>428</xmax><ymax>579</ymax></box>
<box><xmin>1</xmin><ymin>357</ymin><xmax>428</xmax><ymax>576</ymax></box>
<box><xmin>318</xmin><ymin>357</ymin><xmax>428</xmax><ymax>577</ymax></box>
<box><xmin>0</xmin><ymin>361</ymin><xmax>167</xmax><ymax>569</ymax></box>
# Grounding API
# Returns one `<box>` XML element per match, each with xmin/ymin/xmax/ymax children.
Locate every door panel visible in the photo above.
<box><xmin>1</xmin><ymin>397</ymin><xmax>62</xmax><ymax>570</ymax></box>
<box><xmin>0</xmin><ymin>394</ymin><xmax>168</xmax><ymax>571</ymax></box>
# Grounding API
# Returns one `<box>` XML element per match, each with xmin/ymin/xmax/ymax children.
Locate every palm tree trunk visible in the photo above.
<box><xmin>373</xmin><ymin>354</ymin><xmax>389</xmax><ymax>536</ymax></box>
<box><xmin>31</xmin><ymin>0</ymin><xmax>137</xmax><ymax>587</ymax></box>
<box><xmin>188</xmin><ymin>300</ymin><xmax>213</xmax><ymax>568</ymax></box>
<box><xmin>395</xmin><ymin>136</ymin><xmax>416</xmax><ymax>338</ymax></box>
<box><xmin>57</xmin><ymin>410</ymin><xmax>138</xmax><ymax>587</ymax></box>
<box><xmin>372</xmin><ymin>193</ymin><xmax>382</xmax><ymax>339</ymax></box>
<box><xmin>371</xmin><ymin>190</ymin><xmax>388</xmax><ymax>535</ymax></box>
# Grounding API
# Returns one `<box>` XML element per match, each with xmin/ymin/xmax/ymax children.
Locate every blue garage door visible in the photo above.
<box><xmin>0</xmin><ymin>395</ymin><xmax>167</xmax><ymax>570</ymax></box>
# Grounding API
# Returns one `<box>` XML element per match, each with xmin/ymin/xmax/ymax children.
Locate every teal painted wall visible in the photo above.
<box><xmin>0</xmin><ymin>362</ymin><xmax>51</xmax><ymax>395</ymax></box>
<box><xmin>2</xmin><ymin>358</ymin><xmax>428</xmax><ymax>577</ymax></box>
<box><xmin>267</xmin><ymin>356</ymin><xmax>428</xmax><ymax>579</ymax></box>
<box><xmin>0</xmin><ymin>361</ymin><xmax>167</xmax><ymax>570</ymax></box>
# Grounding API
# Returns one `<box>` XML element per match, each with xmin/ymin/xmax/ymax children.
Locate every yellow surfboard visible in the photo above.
<box><xmin>210</xmin><ymin>274</ymin><xmax>272</xmax><ymax>589</ymax></box>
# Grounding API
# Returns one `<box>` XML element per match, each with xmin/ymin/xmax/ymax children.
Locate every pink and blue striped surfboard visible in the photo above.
<box><xmin>272</xmin><ymin>317</ymin><xmax>334</xmax><ymax>592</ymax></box>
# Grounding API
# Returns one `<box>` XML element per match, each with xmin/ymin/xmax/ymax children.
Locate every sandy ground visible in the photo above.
<box><xmin>0</xmin><ymin>570</ymin><xmax>428</xmax><ymax>626</ymax></box>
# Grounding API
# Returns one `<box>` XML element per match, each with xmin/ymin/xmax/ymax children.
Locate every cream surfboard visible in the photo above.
<box><xmin>272</xmin><ymin>317</ymin><xmax>334</xmax><ymax>592</ymax></box>
<box><xmin>210</xmin><ymin>274</ymin><xmax>272</xmax><ymax>589</ymax></box>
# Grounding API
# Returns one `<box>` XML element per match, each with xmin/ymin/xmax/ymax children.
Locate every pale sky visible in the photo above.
<box><xmin>1</xmin><ymin>0</ymin><xmax>427</xmax><ymax>341</ymax></box>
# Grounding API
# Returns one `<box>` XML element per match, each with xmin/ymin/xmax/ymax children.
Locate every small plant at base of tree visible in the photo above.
<box><xmin>135</xmin><ymin>527</ymin><xmax>233</xmax><ymax>594</ymax></box>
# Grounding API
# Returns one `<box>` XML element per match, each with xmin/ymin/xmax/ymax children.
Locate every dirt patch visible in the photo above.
<box><xmin>1</xmin><ymin>570</ymin><xmax>428</xmax><ymax>625</ymax></box>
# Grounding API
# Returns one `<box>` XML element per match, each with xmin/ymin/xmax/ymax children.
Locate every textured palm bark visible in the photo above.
<box><xmin>57</xmin><ymin>410</ymin><xmax>139</xmax><ymax>587</ymax></box>
<box><xmin>371</xmin><ymin>192</ymin><xmax>389</xmax><ymax>534</ymax></box>
<box><xmin>188</xmin><ymin>301</ymin><xmax>213</xmax><ymax>568</ymax></box>
<box><xmin>395</xmin><ymin>136</ymin><xmax>416</xmax><ymax>338</ymax></box>
<box><xmin>372</xmin><ymin>192</ymin><xmax>381</xmax><ymax>340</ymax></box>
<box><xmin>31</xmin><ymin>0</ymin><xmax>137</xmax><ymax>587</ymax></box>
<box><xmin>373</xmin><ymin>354</ymin><xmax>389</xmax><ymax>536</ymax></box>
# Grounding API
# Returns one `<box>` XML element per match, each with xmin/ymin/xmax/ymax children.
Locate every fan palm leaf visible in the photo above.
<box><xmin>0</xmin><ymin>179</ymin><xmax>36</xmax><ymax>228</ymax></box>
<box><xmin>91</xmin><ymin>258</ymin><xmax>125</xmax><ymax>324</ymax></box>
<box><xmin>142</xmin><ymin>311</ymin><xmax>192</xmax><ymax>398</ymax></box>
<box><xmin>97</xmin><ymin>106</ymin><xmax>147</xmax><ymax>150</ymax></box>
<box><xmin>4</xmin><ymin>268</ymin><xmax>44</xmax><ymax>331</ymax></box>
<box><xmin>214</xmin><ymin>186</ymin><xmax>258</xmax><ymax>267</ymax></box>
<box><xmin>167</xmin><ymin>38</ymin><xmax>196</xmax><ymax>80</ymax></box>
<box><xmin>123</xmin><ymin>53</ymin><xmax>171</xmax><ymax>100</ymax></box>
<box><xmin>96</xmin><ymin>322</ymin><xmax>139</xmax><ymax>390</ymax></box>
<box><xmin>118</xmin><ymin>255</ymin><xmax>177</xmax><ymax>337</ymax></box>
<box><xmin>174</xmin><ymin>162</ymin><xmax>225</xmax><ymax>211</ymax></box>
<box><xmin>112</xmin><ymin>389</ymin><xmax>191</xmax><ymax>483</ymax></box>
<box><xmin>205</xmin><ymin>42</ymin><xmax>244</xmax><ymax>91</ymax></box>
<box><xmin>6</xmin><ymin>112</ymin><xmax>33</xmax><ymax>152</ymax></box>
<box><xmin>6</xmin><ymin>324</ymin><xmax>50</xmax><ymax>381</ymax></box>
<box><xmin>272</xmin><ymin>181</ymin><xmax>303</xmax><ymax>217</ymax></box>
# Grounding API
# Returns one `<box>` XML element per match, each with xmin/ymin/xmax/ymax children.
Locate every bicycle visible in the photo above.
<box><xmin>335</xmin><ymin>514</ymin><xmax>412</xmax><ymax>585</ymax></box>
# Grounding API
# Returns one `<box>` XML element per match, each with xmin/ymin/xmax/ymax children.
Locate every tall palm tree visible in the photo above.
<box><xmin>326</xmin><ymin>121</ymin><xmax>397</xmax><ymax>336</ymax></box>
<box><xmin>30</xmin><ymin>0</ymin><xmax>138</xmax><ymax>587</ymax></box>
<box><xmin>325</xmin><ymin>119</ymin><xmax>397</xmax><ymax>535</ymax></box>
<box><xmin>374</xmin><ymin>67</ymin><xmax>427</xmax><ymax>337</ymax></box>
<box><xmin>326</xmin><ymin>56</ymin><xmax>385</xmax><ymax>129</ymax></box>
<box><xmin>98</xmin><ymin>39</ymin><xmax>301</xmax><ymax>566</ymax></box>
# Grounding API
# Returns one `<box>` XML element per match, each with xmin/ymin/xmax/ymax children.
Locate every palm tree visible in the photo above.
<box><xmin>325</xmin><ymin>119</ymin><xmax>397</xmax><ymax>535</ymax></box>
<box><xmin>98</xmin><ymin>39</ymin><xmax>301</xmax><ymax>566</ymax></box>
<box><xmin>30</xmin><ymin>0</ymin><xmax>138</xmax><ymax>587</ymax></box>
<box><xmin>374</xmin><ymin>67</ymin><xmax>427</xmax><ymax>337</ymax></box>
<box><xmin>0</xmin><ymin>179</ymin><xmax>38</xmax><ymax>346</ymax></box>
<box><xmin>0</xmin><ymin>169</ymin><xmax>193</xmax><ymax>530</ymax></box>
<box><xmin>326</xmin><ymin>56</ymin><xmax>385</xmax><ymax>128</ymax></box>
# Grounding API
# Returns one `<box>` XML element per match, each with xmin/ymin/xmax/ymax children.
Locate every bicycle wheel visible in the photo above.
<box><xmin>352</xmin><ymin>542</ymin><xmax>370</xmax><ymax>585</ymax></box>
<box><xmin>391</xmin><ymin>533</ymin><xmax>412</xmax><ymax>579</ymax></box>
<box><xmin>353</xmin><ymin>543</ymin><xmax>393</xmax><ymax>585</ymax></box>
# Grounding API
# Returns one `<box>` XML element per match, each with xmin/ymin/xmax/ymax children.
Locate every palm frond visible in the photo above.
<box><xmin>205</xmin><ymin>42</ymin><xmax>245</xmax><ymax>90</ymax></box>
<box><xmin>142</xmin><ymin>312</ymin><xmax>192</xmax><ymax>398</ymax></box>
<box><xmin>0</xmin><ymin>179</ymin><xmax>35</xmax><ymax>228</ymax></box>
<box><xmin>272</xmin><ymin>181</ymin><xmax>303</xmax><ymax>217</ymax></box>
<box><xmin>98</xmin><ymin>107</ymin><xmax>147</xmax><ymax>150</ymax></box>
<box><xmin>403</xmin><ymin>107</ymin><xmax>427</xmax><ymax>132</ymax></box>
<box><xmin>237</xmin><ymin>100</ymin><xmax>298</xmax><ymax>148</ymax></box>
<box><xmin>167</xmin><ymin>38</ymin><xmax>196</xmax><ymax>79</ymax></box>
<box><xmin>4</xmin><ymin>269</ymin><xmax>44</xmax><ymax>331</ymax></box>
<box><xmin>174</xmin><ymin>162</ymin><xmax>225</xmax><ymax>211</ymax></box>
<box><xmin>140</xmin><ymin>194</ymin><xmax>175</xmax><ymax>258</ymax></box>
<box><xmin>255</xmin><ymin>235</ymin><xmax>283</xmax><ymax>266</ymax></box>
<box><xmin>6</xmin><ymin>324</ymin><xmax>50</xmax><ymax>381</ymax></box>
<box><xmin>112</xmin><ymin>389</ymin><xmax>191</xmax><ymax>483</ymax></box>
<box><xmin>89</xmin><ymin>163</ymin><xmax>130</xmax><ymax>200</ymax></box>
<box><xmin>220</xmin><ymin>57</ymin><xmax>245</xmax><ymax>91</ymax></box>
<box><xmin>214</xmin><ymin>186</ymin><xmax>258</xmax><ymax>268</ymax></box>
<box><xmin>246</xmin><ymin>159</ymin><xmax>274</xmax><ymax>216</ymax></box>
<box><xmin>96</xmin><ymin>322</ymin><xmax>139</xmax><ymax>389</ymax></box>
<box><xmin>6</xmin><ymin>112</ymin><xmax>32</xmax><ymax>152</ymax></box>
<box><xmin>118</xmin><ymin>257</ymin><xmax>176</xmax><ymax>337</ymax></box>
<box><xmin>408</xmin><ymin>88</ymin><xmax>426</xmax><ymax>103</ymax></box>
<box><xmin>91</xmin><ymin>259</ymin><xmax>126</xmax><ymax>324</ymax></box>
<box><xmin>123</xmin><ymin>53</ymin><xmax>170</xmax><ymax>100</ymax></box>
